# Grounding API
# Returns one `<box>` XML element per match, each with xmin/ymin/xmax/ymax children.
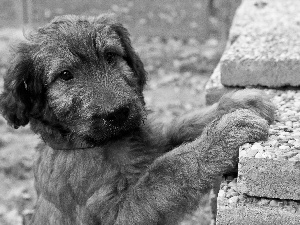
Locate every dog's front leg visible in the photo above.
<box><xmin>162</xmin><ymin>89</ymin><xmax>274</xmax><ymax>225</ymax></box>
<box><xmin>164</xmin><ymin>103</ymin><xmax>219</xmax><ymax>147</ymax></box>
<box><xmin>164</xmin><ymin>89</ymin><xmax>275</xmax><ymax>148</ymax></box>
<box><xmin>85</xmin><ymin>109</ymin><xmax>269</xmax><ymax>225</ymax></box>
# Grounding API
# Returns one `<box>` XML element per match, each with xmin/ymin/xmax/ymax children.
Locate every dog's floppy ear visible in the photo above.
<box><xmin>0</xmin><ymin>42</ymin><xmax>38</xmax><ymax>128</ymax></box>
<box><xmin>110</xmin><ymin>23</ymin><xmax>147</xmax><ymax>94</ymax></box>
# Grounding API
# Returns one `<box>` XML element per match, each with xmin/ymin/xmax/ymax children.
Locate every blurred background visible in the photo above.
<box><xmin>0</xmin><ymin>0</ymin><xmax>241</xmax><ymax>224</ymax></box>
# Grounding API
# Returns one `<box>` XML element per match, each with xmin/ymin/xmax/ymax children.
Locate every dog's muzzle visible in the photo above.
<box><xmin>104</xmin><ymin>104</ymin><xmax>131</xmax><ymax>127</ymax></box>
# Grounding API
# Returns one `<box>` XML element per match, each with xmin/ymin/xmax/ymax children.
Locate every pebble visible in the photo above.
<box><xmin>226</xmin><ymin>191</ymin><xmax>234</xmax><ymax>198</ymax></box>
<box><xmin>288</xmin><ymin>140</ymin><xmax>296</xmax><ymax>144</ymax></box>
<box><xmin>258</xmin><ymin>199</ymin><xmax>270</xmax><ymax>206</ymax></box>
<box><xmin>293</xmin><ymin>123</ymin><xmax>300</xmax><ymax>128</ymax></box>
<box><xmin>294</xmin><ymin>101</ymin><xmax>300</xmax><ymax>111</ymax></box>
<box><xmin>285</xmin><ymin>121</ymin><xmax>293</xmax><ymax>127</ymax></box>
<box><xmin>228</xmin><ymin>179</ymin><xmax>237</xmax><ymax>187</ymax></box>
<box><xmin>278</xmin><ymin>135</ymin><xmax>288</xmax><ymax>141</ymax></box>
<box><xmin>247</xmin><ymin>148</ymin><xmax>259</xmax><ymax>157</ymax></box>
<box><xmin>269</xmin><ymin>200</ymin><xmax>279</xmax><ymax>207</ymax></box>
<box><xmin>242</xmin><ymin>143</ymin><xmax>252</xmax><ymax>149</ymax></box>
<box><xmin>255</xmin><ymin>152</ymin><xmax>263</xmax><ymax>158</ymax></box>
<box><xmin>294</xmin><ymin>141</ymin><xmax>300</xmax><ymax>149</ymax></box>
<box><xmin>262</xmin><ymin>151</ymin><xmax>275</xmax><ymax>159</ymax></box>
<box><xmin>239</xmin><ymin>150</ymin><xmax>247</xmax><ymax>157</ymax></box>
<box><xmin>218</xmin><ymin>190</ymin><xmax>225</xmax><ymax>199</ymax></box>
<box><xmin>228</xmin><ymin>196</ymin><xmax>239</xmax><ymax>205</ymax></box>
<box><xmin>292</xmin><ymin>133</ymin><xmax>300</xmax><ymax>138</ymax></box>
<box><xmin>226</xmin><ymin>190</ymin><xmax>238</xmax><ymax>198</ymax></box>
<box><xmin>251</xmin><ymin>143</ymin><xmax>264</xmax><ymax>151</ymax></box>
<box><xmin>279</xmin><ymin>145</ymin><xmax>290</xmax><ymax>150</ymax></box>
<box><xmin>21</xmin><ymin>192</ymin><xmax>31</xmax><ymax>200</ymax></box>
<box><xmin>278</xmin><ymin>201</ymin><xmax>284</xmax><ymax>207</ymax></box>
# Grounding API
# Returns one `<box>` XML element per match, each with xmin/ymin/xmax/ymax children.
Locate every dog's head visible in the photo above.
<box><xmin>0</xmin><ymin>15</ymin><xmax>147</xmax><ymax>146</ymax></box>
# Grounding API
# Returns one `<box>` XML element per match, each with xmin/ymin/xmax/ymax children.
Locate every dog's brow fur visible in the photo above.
<box><xmin>0</xmin><ymin>15</ymin><xmax>275</xmax><ymax>225</ymax></box>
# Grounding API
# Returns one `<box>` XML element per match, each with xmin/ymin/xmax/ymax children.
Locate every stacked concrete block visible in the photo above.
<box><xmin>204</xmin><ymin>0</ymin><xmax>300</xmax><ymax>224</ymax></box>
<box><xmin>205</xmin><ymin>64</ymin><xmax>236</xmax><ymax>105</ymax></box>
<box><xmin>217</xmin><ymin>90</ymin><xmax>300</xmax><ymax>224</ymax></box>
<box><xmin>205</xmin><ymin>0</ymin><xmax>300</xmax><ymax>104</ymax></box>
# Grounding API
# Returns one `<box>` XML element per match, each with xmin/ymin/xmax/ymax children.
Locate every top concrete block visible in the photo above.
<box><xmin>221</xmin><ymin>0</ymin><xmax>300</xmax><ymax>87</ymax></box>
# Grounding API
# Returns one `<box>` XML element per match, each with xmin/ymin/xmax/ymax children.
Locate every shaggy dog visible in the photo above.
<box><xmin>0</xmin><ymin>15</ymin><xmax>275</xmax><ymax>225</ymax></box>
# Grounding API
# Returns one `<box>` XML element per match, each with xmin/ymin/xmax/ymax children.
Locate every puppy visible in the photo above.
<box><xmin>0</xmin><ymin>15</ymin><xmax>275</xmax><ymax>225</ymax></box>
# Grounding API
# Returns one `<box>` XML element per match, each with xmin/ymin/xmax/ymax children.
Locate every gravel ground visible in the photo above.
<box><xmin>240</xmin><ymin>89</ymin><xmax>300</xmax><ymax>161</ymax></box>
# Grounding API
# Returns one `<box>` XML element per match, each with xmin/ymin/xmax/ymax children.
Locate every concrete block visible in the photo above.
<box><xmin>217</xmin><ymin>179</ymin><xmax>300</xmax><ymax>225</ymax></box>
<box><xmin>205</xmin><ymin>64</ymin><xmax>237</xmax><ymax>105</ymax></box>
<box><xmin>217</xmin><ymin>196</ymin><xmax>300</xmax><ymax>225</ymax></box>
<box><xmin>238</xmin><ymin>158</ymin><xmax>300</xmax><ymax>200</ymax></box>
<box><xmin>220</xmin><ymin>0</ymin><xmax>300</xmax><ymax>87</ymax></box>
<box><xmin>217</xmin><ymin>201</ymin><xmax>300</xmax><ymax>225</ymax></box>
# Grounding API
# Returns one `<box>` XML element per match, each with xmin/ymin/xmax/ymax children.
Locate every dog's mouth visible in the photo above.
<box><xmin>85</xmin><ymin>104</ymin><xmax>145</xmax><ymax>145</ymax></box>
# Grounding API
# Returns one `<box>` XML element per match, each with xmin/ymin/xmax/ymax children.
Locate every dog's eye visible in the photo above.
<box><xmin>105</xmin><ymin>52</ymin><xmax>118</xmax><ymax>64</ymax></box>
<box><xmin>59</xmin><ymin>70</ymin><xmax>74</xmax><ymax>81</ymax></box>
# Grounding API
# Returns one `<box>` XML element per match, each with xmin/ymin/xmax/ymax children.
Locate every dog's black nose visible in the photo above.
<box><xmin>105</xmin><ymin>105</ymin><xmax>130</xmax><ymax>127</ymax></box>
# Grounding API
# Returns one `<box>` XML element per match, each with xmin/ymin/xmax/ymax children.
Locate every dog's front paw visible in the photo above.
<box><xmin>216</xmin><ymin>108</ymin><xmax>269</xmax><ymax>147</ymax></box>
<box><xmin>204</xmin><ymin>109</ymin><xmax>269</xmax><ymax>173</ymax></box>
<box><xmin>218</xmin><ymin>89</ymin><xmax>276</xmax><ymax>124</ymax></box>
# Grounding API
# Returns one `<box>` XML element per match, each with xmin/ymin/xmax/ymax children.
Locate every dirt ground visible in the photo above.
<box><xmin>0</xmin><ymin>23</ymin><xmax>224</xmax><ymax>224</ymax></box>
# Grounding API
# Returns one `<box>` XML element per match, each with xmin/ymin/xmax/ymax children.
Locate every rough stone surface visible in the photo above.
<box><xmin>238</xmin><ymin>158</ymin><xmax>300</xmax><ymax>200</ymax></box>
<box><xmin>220</xmin><ymin>0</ymin><xmax>300</xmax><ymax>87</ymax></box>
<box><xmin>205</xmin><ymin>64</ymin><xmax>236</xmax><ymax>105</ymax></box>
<box><xmin>217</xmin><ymin>179</ymin><xmax>300</xmax><ymax>225</ymax></box>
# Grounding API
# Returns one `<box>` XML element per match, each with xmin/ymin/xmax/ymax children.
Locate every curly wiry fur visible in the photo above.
<box><xmin>0</xmin><ymin>15</ymin><xmax>275</xmax><ymax>225</ymax></box>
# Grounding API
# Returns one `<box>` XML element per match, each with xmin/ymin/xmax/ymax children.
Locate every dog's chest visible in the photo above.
<box><xmin>34</xmin><ymin>146</ymin><xmax>114</xmax><ymax>211</ymax></box>
<box><xmin>34</xmin><ymin>142</ymin><xmax>148</xmax><ymax>215</ymax></box>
